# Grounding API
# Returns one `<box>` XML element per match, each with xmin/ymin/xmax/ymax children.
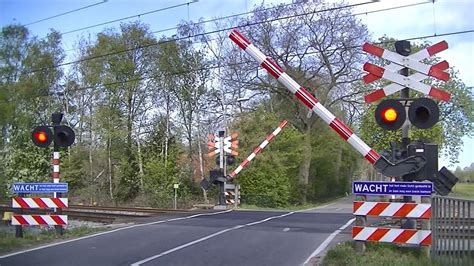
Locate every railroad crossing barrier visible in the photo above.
<box><xmin>351</xmin><ymin>181</ymin><xmax>432</xmax><ymax>252</ymax></box>
<box><xmin>431</xmin><ymin>195</ymin><xmax>473</xmax><ymax>265</ymax></box>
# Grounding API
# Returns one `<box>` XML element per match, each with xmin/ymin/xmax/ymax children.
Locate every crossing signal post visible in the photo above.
<box><xmin>363</xmin><ymin>40</ymin><xmax>458</xmax><ymax>197</ymax></box>
<box><xmin>204</xmin><ymin>130</ymin><xmax>239</xmax><ymax>207</ymax></box>
<box><xmin>31</xmin><ymin>113</ymin><xmax>75</xmax><ymax>235</ymax></box>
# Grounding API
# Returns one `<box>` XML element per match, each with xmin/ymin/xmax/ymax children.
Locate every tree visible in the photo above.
<box><xmin>219</xmin><ymin>0</ymin><xmax>369</xmax><ymax>203</ymax></box>
<box><xmin>78</xmin><ymin>22</ymin><xmax>159</xmax><ymax>201</ymax></box>
<box><xmin>0</xmin><ymin>25</ymin><xmax>64</xmax><ymax>198</ymax></box>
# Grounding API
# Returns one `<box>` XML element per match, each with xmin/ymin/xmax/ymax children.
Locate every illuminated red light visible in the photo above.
<box><xmin>34</xmin><ymin>131</ymin><xmax>49</xmax><ymax>143</ymax></box>
<box><xmin>382</xmin><ymin>108</ymin><xmax>398</xmax><ymax>123</ymax></box>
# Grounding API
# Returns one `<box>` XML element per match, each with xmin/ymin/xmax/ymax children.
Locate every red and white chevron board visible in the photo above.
<box><xmin>353</xmin><ymin>201</ymin><xmax>430</xmax><ymax>219</ymax></box>
<box><xmin>12</xmin><ymin>197</ymin><xmax>68</xmax><ymax>209</ymax></box>
<box><xmin>228</xmin><ymin>120</ymin><xmax>288</xmax><ymax>179</ymax></box>
<box><xmin>229</xmin><ymin>30</ymin><xmax>380</xmax><ymax>165</ymax></box>
<box><xmin>12</xmin><ymin>215</ymin><xmax>68</xmax><ymax>225</ymax></box>
<box><xmin>353</xmin><ymin>226</ymin><xmax>431</xmax><ymax>246</ymax></box>
<box><xmin>363</xmin><ymin>62</ymin><xmax>451</xmax><ymax>102</ymax></box>
<box><xmin>363</xmin><ymin>42</ymin><xmax>449</xmax><ymax>81</ymax></box>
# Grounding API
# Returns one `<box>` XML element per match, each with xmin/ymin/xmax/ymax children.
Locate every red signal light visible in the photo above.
<box><xmin>374</xmin><ymin>99</ymin><xmax>406</xmax><ymax>131</ymax></box>
<box><xmin>34</xmin><ymin>131</ymin><xmax>49</xmax><ymax>143</ymax></box>
<box><xmin>31</xmin><ymin>126</ymin><xmax>53</xmax><ymax>147</ymax></box>
<box><xmin>382</xmin><ymin>107</ymin><xmax>398</xmax><ymax>123</ymax></box>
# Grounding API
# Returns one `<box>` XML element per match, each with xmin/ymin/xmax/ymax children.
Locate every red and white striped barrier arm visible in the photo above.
<box><xmin>352</xmin><ymin>226</ymin><xmax>431</xmax><ymax>246</ymax></box>
<box><xmin>229</xmin><ymin>30</ymin><xmax>380</xmax><ymax>165</ymax></box>
<box><xmin>353</xmin><ymin>201</ymin><xmax>430</xmax><ymax>219</ymax></box>
<box><xmin>12</xmin><ymin>197</ymin><xmax>68</xmax><ymax>209</ymax></box>
<box><xmin>12</xmin><ymin>215</ymin><xmax>68</xmax><ymax>226</ymax></box>
<box><xmin>228</xmin><ymin>120</ymin><xmax>288</xmax><ymax>180</ymax></box>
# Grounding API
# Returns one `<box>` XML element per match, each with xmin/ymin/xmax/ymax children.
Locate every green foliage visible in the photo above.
<box><xmin>232</xmin><ymin>108</ymin><xmax>303</xmax><ymax>207</ymax></box>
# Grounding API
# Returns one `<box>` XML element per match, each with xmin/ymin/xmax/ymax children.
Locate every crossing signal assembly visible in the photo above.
<box><xmin>31</xmin><ymin>125</ymin><xmax>75</xmax><ymax>148</ymax></box>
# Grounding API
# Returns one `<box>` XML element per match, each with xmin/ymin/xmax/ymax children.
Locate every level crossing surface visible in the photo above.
<box><xmin>0</xmin><ymin>200</ymin><xmax>354</xmax><ymax>266</ymax></box>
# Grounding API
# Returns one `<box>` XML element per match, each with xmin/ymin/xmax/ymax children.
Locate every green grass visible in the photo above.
<box><xmin>322</xmin><ymin>241</ymin><xmax>438</xmax><ymax>266</ymax></box>
<box><xmin>0</xmin><ymin>226</ymin><xmax>106</xmax><ymax>255</ymax></box>
<box><xmin>450</xmin><ymin>183</ymin><xmax>474</xmax><ymax>199</ymax></box>
<box><xmin>239</xmin><ymin>197</ymin><xmax>342</xmax><ymax>211</ymax></box>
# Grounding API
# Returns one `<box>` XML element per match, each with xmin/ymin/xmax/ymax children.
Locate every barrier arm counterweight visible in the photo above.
<box><xmin>227</xmin><ymin>120</ymin><xmax>288</xmax><ymax>180</ymax></box>
<box><xmin>228</xmin><ymin>30</ymin><xmax>425</xmax><ymax>176</ymax></box>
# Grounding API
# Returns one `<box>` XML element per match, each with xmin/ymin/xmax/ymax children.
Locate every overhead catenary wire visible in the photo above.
<box><xmin>4</xmin><ymin>1</ymin><xmax>471</xmax><ymax>85</ymax></box>
<box><xmin>0</xmin><ymin>0</ymin><xmax>382</xmax><ymax>79</ymax></box>
<box><xmin>24</xmin><ymin>28</ymin><xmax>474</xmax><ymax>99</ymax></box>
<box><xmin>59</xmin><ymin>0</ymin><xmax>199</xmax><ymax>36</ymax></box>
<box><xmin>23</xmin><ymin>0</ymin><xmax>109</xmax><ymax>26</ymax></box>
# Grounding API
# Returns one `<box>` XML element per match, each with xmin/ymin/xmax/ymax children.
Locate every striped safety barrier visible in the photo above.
<box><xmin>229</xmin><ymin>30</ymin><xmax>380</xmax><ymax>165</ymax></box>
<box><xmin>12</xmin><ymin>215</ymin><xmax>68</xmax><ymax>226</ymax></box>
<box><xmin>352</xmin><ymin>226</ymin><xmax>431</xmax><ymax>246</ymax></box>
<box><xmin>353</xmin><ymin>201</ymin><xmax>431</xmax><ymax>219</ymax></box>
<box><xmin>12</xmin><ymin>197</ymin><xmax>68</xmax><ymax>209</ymax></box>
<box><xmin>228</xmin><ymin>120</ymin><xmax>288</xmax><ymax>180</ymax></box>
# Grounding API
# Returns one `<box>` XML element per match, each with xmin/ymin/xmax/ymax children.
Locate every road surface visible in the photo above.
<box><xmin>0</xmin><ymin>197</ymin><xmax>354</xmax><ymax>266</ymax></box>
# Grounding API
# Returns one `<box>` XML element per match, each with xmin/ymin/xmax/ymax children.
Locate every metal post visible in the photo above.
<box><xmin>52</xmin><ymin>113</ymin><xmax>64</xmax><ymax>235</ymax></box>
<box><xmin>421</xmin><ymin>195</ymin><xmax>431</xmax><ymax>257</ymax></box>
<box><xmin>355</xmin><ymin>194</ymin><xmax>367</xmax><ymax>253</ymax></box>
<box><xmin>174</xmin><ymin>187</ymin><xmax>177</xmax><ymax>210</ymax></box>
<box><xmin>395</xmin><ymin>40</ymin><xmax>416</xmax><ymax>230</ymax></box>
<box><xmin>15</xmin><ymin>193</ymin><xmax>24</xmax><ymax>238</ymax></box>
<box><xmin>218</xmin><ymin>130</ymin><xmax>226</xmax><ymax>206</ymax></box>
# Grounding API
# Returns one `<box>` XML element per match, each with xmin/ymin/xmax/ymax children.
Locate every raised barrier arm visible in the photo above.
<box><xmin>228</xmin><ymin>29</ymin><xmax>425</xmax><ymax>176</ymax></box>
<box><xmin>227</xmin><ymin>120</ymin><xmax>288</xmax><ymax>180</ymax></box>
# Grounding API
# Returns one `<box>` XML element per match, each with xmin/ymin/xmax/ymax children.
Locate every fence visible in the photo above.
<box><xmin>431</xmin><ymin>195</ymin><xmax>474</xmax><ymax>265</ymax></box>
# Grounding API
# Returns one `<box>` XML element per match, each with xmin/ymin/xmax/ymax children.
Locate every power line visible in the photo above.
<box><xmin>60</xmin><ymin>29</ymin><xmax>473</xmax><ymax>95</ymax></box>
<box><xmin>24</xmin><ymin>0</ymin><xmax>109</xmax><ymax>26</ymax></box>
<box><xmin>60</xmin><ymin>0</ymin><xmax>199</xmax><ymax>36</ymax></box>
<box><xmin>2</xmin><ymin>0</ymin><xmax>378</xmax><ymax>79</ymax></box>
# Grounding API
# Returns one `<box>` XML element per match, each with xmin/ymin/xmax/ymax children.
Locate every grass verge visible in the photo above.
<box><xmin>0</xmin><ymin>226</ymin><xmax>106</xmax><ymax>255</ymax></box>
<box><xmin>450</xmin><ymin>183</ymin><xmax>474</xmax><ymax>199</ymax></box>
<box><xmin>322</xmin><ymin>241</ymin><xmax>438</xmax><ymax>266</ymax></box>
<box><xmin>239</xmin><ymin>197</ymin><xmax>342</xmax><ymax>211</ymax></box>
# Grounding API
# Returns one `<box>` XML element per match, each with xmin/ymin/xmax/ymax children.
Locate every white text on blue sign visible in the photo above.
<box><xmin>352</xmin><ymin>181</ymin><xmax>433</xmax><ymax>196</ymax></box>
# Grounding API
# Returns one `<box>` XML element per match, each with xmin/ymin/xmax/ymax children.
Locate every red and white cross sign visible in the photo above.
<box><xmin>362</xmin><ymin>41</ymin><xmax>451</xmax><ymax>103</ymax></box>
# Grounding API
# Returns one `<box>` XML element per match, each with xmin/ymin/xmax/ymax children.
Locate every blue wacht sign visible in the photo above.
<box><xmin>11</xmin><ymin>183</ymin><xmax>68</xmax><ymax>193</ymax></box>
<box><xmin>352</xmin><ymin>181</ymin><xmax>433</xmax><ymax>196</ymax></box>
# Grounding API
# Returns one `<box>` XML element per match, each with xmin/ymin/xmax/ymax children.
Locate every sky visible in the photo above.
<box><xmin>0</xmin><ymin>0</ymin><xmax>473</xmax><ymax>170</ymax></box>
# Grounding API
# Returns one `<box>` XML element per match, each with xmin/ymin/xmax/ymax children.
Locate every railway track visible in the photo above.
<box><xmin>1</xmin><ymin>205</ymin><xmax>199</xmax><ymax>224</ymax></box>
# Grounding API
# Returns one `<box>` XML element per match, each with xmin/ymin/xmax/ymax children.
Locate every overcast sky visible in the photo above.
<box><xmin>1</xmin><ymin>0</ymin><xmax>473</xmax><ymax>169</ymax></box>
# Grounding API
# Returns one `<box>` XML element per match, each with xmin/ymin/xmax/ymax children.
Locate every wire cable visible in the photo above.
<box><xmin>56</xmin><ymin>29</ymin><xmax>474</xmax><ymax>96</ymax></box>
<box><xmin>24</xmin><ymin>0</ymin><xmax>109</xmax><ymax>26</ymax></box>
<box><xmin>2</xmin><ymin>0</ymin><xmax>378</xmax><ymax>79</ymax></box>
<box><xmin>60</xmin><ymin>0</ymin><xmax>198</xmax><ymax>36</ymax></box>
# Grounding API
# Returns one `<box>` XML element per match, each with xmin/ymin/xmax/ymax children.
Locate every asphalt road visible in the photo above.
<box><xmin>0</xmin><ymin>198</ymin><xmax>355</xmax><ymax>266</ymax></box>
